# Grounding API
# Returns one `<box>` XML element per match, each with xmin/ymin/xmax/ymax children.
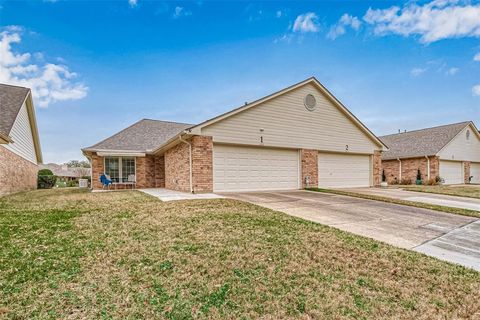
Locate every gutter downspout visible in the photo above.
<box><xmin>179</xmin><ymin>134</ymin><xmax>193</xmax><ymax>193</ymax></box>
<box><xmin>397</xmin><ymin>158</ymin><xmax>402</xmax><ymax>182</ymax></box>
<box><xmin>425</xmin><ymin>156</ymin><xmax>430</xmax><ymax>180</ymax></box>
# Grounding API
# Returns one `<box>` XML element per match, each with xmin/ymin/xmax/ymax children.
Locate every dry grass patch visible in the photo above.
<box><xmin>1</xmin><ymin>188</ymin><xmax>479</xmax><ymax>319</ymax></box>
<box><xmin>405</xmin><ymin>185</ymin><xmax>480</xmax><ymax>199</ymax></box>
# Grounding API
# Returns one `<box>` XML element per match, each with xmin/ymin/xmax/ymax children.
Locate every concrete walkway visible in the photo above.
<box><xmin>224</xmin><ymin>190</ymin><xmax>480</xmax><ymax>271</ymax></box>
<box><xmin>342</xmin><ymin>187</ymin><xmax>480</xmax><ymax>211</ymax></box>
<box><xmin>139</xmin><ymin>188</ymin><xmax>224</xmax><ymax>201</ymax></box>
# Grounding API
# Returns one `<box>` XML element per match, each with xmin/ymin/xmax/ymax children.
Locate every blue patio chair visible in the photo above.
<box><xmin>100</xmin><ymin>174</ymin><xmax>112</xmax><ymax>189</ymax></box>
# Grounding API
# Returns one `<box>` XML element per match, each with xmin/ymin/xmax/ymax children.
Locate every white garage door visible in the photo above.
<box><xmin>318</xmin><ymin>153</ymin><xmax>371</xmax><ymax>188</ymax></box>
<box><xmin>213</xmin><ymin>145</ymin><xmax>299</xmax><ymax>192</ymax></box>
<box><xmin>470</xmin><ymin>163</ymin><xmax>480</xmax><ymax>184</ymax></box>
<box><xmin>440</xmin><ymin>160</ymin><xmax>463</xmax><ymax>184</ymax></box>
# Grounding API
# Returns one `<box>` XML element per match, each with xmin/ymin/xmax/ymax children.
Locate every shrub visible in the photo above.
<box><xmin>382</xmin><ymin>170</ymin><xmax>386</xmax><ymax>182</ymax></box>
<box><xmin>424</xmin><ymin>178</ymin><xmax>438</xmax><ymax>186</ymax></box>
<box><xmin>37</xmin><ymin>169</ymin><xmax>57</xmax><ymax>189</ymax></box>
<box><xmin>66</xmin><ymin>180</ymin><xmax>79</xmax><ymax>188</ymax></box>
<box><xmin>400</xmin><ymin>178</ymin><xmax>413</xmax><ymax>185</ymax></box>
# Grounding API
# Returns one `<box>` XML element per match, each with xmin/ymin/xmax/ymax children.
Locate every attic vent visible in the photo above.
<box><xmin>304</xmin><ymin>94</ymin><xmax>316</xmax><ymax>111</ymax></box>
<box><xmin>466</xmin><ymin>129</ymin><xmax>470</xmax><ymax>140</ymax></box>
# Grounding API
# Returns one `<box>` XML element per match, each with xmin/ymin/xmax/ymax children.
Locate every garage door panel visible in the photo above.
<box><xmin>213</xmin><ymin>145</ymin><xmax>299</xmax><ymax>192</ymax></box>
<box><xmin>471</xmin><ymin>163</ymin><xmax>480</xmax><ymax>184</ymax></box>
<box><xmin>440</xmin><ymin>161</ymin><xmax>463</xmax><ymax>185</ymax></box>
<box><xmin>318</xmin><ymin>153</ymin><xmax>371</xmax><ymax>188</ymax></box>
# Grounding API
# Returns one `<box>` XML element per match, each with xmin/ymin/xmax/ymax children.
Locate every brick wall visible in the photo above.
<box><xmin>381</xmin><ymin>156</ymin><xmax>439</xmax><ymax>184</ymax></box>
<box><xmin>164</xmin><ymin>135</ymin><xmax>214</xmax><ymax>193</ymax></box>
<box><xmin>0</xmin><ymin>145</ymin><xmax>38</xmax><ymax>196</ymax></box>
<box><xmin>300</xmin><ymin>149</ymin><xmax>318</xmax><ymax>188</ymax></box>
<box><xmin>136</xmin><ymin>156</ymin><xmax>156</xmax><ymax>188</ymax></box>
<box><xmin>191</xmin><ymin>136</ymin><xmax>213</xmax><ymax>193</ymax></box>
<box><xmin>164</xmin><ymin>141</ymin><xmax>191</xmax><ymax>192</ymax></box>
<box><xmin>372</xmin><ymin>151</ymin><xmax>382</xmax><ymax>186</ymax></box>
<box><xmin>464</xmin><ymin>161</ymin><xmax>471</xmax><ymax>184</ymax></box>
<box><xmin>154</xmin><ymin>155</ymin><xmax>165</xmax><ymax>187</ymax></box>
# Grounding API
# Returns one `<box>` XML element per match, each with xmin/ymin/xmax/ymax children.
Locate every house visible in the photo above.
<box><xmin>380</xmin><ymin>121</ymin><xmax>480</xmax><ymax>185</ymax></box>
<box><xmin>0</xmin><ymin>84</ymin><xmax>42</xmax><ymax>196</ymax></box>
<box><xmin>82</xmin><ymin>77</ymin><xmax>387</xmax><ymax>192</ymax></box>
<box><xmin>39</xmin><ymin>163</ymin><xmax>91</xmax><ymax>181</ymax></box>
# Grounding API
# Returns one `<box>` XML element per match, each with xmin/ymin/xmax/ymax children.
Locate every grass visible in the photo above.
<box><xmin>307</xmin><ymin>188</ymin><xmax>480</xmax><ymax>218</ymax></box>
<box><xmin>404</xmin><ymin>185</ymin><xmax>480</xmax><ymax>199</ymax></box>
<box><xmin>0</xmin><ymin>189</ymin><xmax>479</xmax><ymax>319</ymax></box>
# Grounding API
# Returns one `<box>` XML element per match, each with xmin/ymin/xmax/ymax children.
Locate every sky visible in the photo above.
<box><xmin>1</xmin><ymin>0</ymin><xmax>479</xmax><ymax>164</ymax></box>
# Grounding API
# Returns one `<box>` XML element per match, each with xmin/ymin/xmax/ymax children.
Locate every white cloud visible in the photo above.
<box><xmin>292</xmin><ymin>12</ymin><xmax>319</xmax><ymax>33</ymax></box>
<box><xmin>411</xmin><ymin>67</ymin><xmax>427</xmax><ymax>76</ymax></box>
<box><xmin>0</xmin><ymin>27</ymin><xmax>88</xmax><ymax>108</ymax></box>
<box><xmin>447</xmin><ymin>67</ymin><xmax>459</xmax><ymax>75</ymax></box>
<box><xmin>327</xmin><ymin>13</ymin><xmax>361</xmax><ymax>39</ymax></box>
<box><xmin>363</xmin><ymin>0</ymin><xmax>480</xmax><ymax>43</ymax></box>
<box><xmin>128</xmin><ymin>0</ymin><xmax>137</xmax><ymax>8</ymax></box>
<box><xmin>473</xmin><ymin>84</ymin><xmax>480</xmax><ymax>96</ymax></box>
<box><xmin>474</xmin><ymin>53</ymin><xmax>480</xmax><ymax>61</ymax></box>
<box><xmin>173</xmin><ymin>6</ymin><xmax>192</xmax><ymax>18</ymax></box>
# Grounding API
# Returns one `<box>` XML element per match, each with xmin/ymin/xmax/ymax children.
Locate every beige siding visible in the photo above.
<box><xmin>438</xmin><ymin>124</ymin><xmax>480</xmax><ymax>162</ymax></box>
<box><xmin>3</xmin><ymin>101</ymin><xmax>37</xmax><ymax>164</ymax></box>
<box><xmin>201</xmin><ymin>83</ymin><xmax>379</xmax><ymax>154</ymax></box>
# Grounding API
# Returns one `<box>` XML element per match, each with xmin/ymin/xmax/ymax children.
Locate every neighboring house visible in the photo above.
<box><xmin>39</xmin><ymin>163</ymin><xmax>91</xmax><ymax>181</ymax></box>
<box><xmin>380</xmin><ymin>121</ymin><xmax>480</xmax><ymax>185</ymax></box>
<box><xmin>0</xmin><ymin>84</ymin><xmax>42</xmax><ymax>196</ymax></box>
<box><xmin>82</xmin><ymin>77</ymin><xmax>387</xmax><ymax>192</ymax></box>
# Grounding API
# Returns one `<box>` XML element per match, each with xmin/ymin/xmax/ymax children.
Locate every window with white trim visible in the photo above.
<box><xmin>104</xmin><ymin>157</ymin><xmax>135</xmax><ymax>183</ymax></box>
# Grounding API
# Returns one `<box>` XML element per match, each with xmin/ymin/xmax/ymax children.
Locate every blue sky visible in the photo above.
<box><xmin>1</xmin><ymin>0</ymin><xmax>479</xmax><ymax>163</ymax></box>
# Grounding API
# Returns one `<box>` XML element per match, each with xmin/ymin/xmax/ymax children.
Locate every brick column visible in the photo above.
<box><xmin>91</xmin><ymin>153</ymin><xmax>104</xmax><ymax>190</ymax></box>
<box><xmin>464</xmin><ymin>161</ymin><xmax>471</xmax><ymax>184</ymax></box>
<box><xmin>136</xmin><ymin>156</ymin><xmax>156</xmax><ymax>188</ymax></box>
<box><xmin>154</xmin><ymin>155</ymin><xmax>165</xmax><ymax>187</ymax></box>
<box><xmin>300</xmin><ymin>149</ymin><xmax>318</xmax><ymax>188</ymax></box>
<box><xmin>191</xmin><ymin>136</ymin><xmax>213</xmax><ymax>193</ymax></box>
<box><xmin>429</xmin><ymin>156</ymin><xmax>440</xmax><ymax>181</ymax></box>
<box><xmin>372</xmin><ymin>150</ymin><xmax>382</xmax><ymax>186</ymax></box>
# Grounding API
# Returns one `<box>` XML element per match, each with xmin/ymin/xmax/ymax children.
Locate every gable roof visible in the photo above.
<box><xmin>0</xmin><ymin>83</ymin><xmax>30</xmax><ymax>139</ymax></box>
<box><xmin>187</xmin><ymin>77</ymin><xmax>387</xmax><ymax>150</ymax></box>
<box><xmin>0</xmin><ymin>83</ymin><xmax>42</xmax><ymax>163</ymax></box>
<box><xmin>380</xmin><ymin>121</ymin><xmax>474</xmax><ymax>160</ymax></box>
<box><xmin>82</xmin><ymin>119</ymin><xmax>192</xmax><ymax>153</ymax></box>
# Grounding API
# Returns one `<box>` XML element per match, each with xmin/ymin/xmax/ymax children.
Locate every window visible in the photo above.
<box><xmin>122</xmin><ymin>158</ymin><xmax>135</xmax><ymax>182</ymax></box>
<box><xmin>104</xmin><ymin>157</ymin><xmax>135</xmax><ymax>183</ymax></box>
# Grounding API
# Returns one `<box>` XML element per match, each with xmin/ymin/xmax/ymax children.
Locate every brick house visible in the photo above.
<box><xmin>380</xmin><ymin>121</ymin><xmax>480</xmax><ymax>185</ymax></box>
<box><xmin>0</xmin><ymin>84</ymin><xmax>42</xmax><ymax>196</ymax></box>
<box><xmin>82</xmin><ymin>77</ymin><xmax>387</xmax><ymax>192</ymax></box>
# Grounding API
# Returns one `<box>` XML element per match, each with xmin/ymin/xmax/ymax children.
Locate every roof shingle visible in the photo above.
<box><xmin>83</xmin><ymin>119</ymin><xmax>192</xmax><ymax>152</ymax></box>
<box><xmin>380</xmin><ymin>121</ymin><xmax>471</xmax><ymax>160</ymax></box>
<box><xmin>0</xmin><ymin>83</ymin><xmax>30</xmax><ymax>137</ymax></box>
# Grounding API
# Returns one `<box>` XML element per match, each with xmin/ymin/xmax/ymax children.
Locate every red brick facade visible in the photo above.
<box><xmin>164</xmin><ymin>135</ymin><xmax>213</xmax><ymax>193</ymax></box>
<box><xmin>464</xmin><ymin>161</ymin><xmax>471</xmax><ymax>184</ymax></box>
<box><xmin>0</xmin><ymin>145</ymin><xmax>38</xmax><ymax>196</ymax></box>
<box><xmin>300</xmin><ymin>149</ymin><xmax>318</xmax><ymax>188</ymax></box>
<box><xmin>381</xmin><ymin>156</ymin><xmax>439</xmax><ymax>184</ymax></box>
<box><xmin>373</xmin><ymin>151</ymin><xmax>382</xmax><ymax>186</ymax></box>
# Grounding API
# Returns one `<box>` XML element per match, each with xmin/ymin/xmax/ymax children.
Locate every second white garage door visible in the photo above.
<box><xmin>469</xmin><ymin>163</ymin><xmax>480</xmax><ymax>184</ymax></box>
<box><xmin>440</xmin><ymin>160</ymin><xmax>463</xmax><ymax>185</ymax></box>
<box><xmin>318</xmin><ymin>153</ymin><xmax>371</xmax><ymax>188</ymax></box>
<box><xmin>213</xmin><ymin>145</ymin><xmax>299</xmax><ymax>192</ymax></box>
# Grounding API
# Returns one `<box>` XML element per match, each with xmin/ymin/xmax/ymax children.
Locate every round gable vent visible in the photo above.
<box><xmin>304</xmin><ymin>94</ymin><xmax>316</xmax><ymax>111</ymax></box>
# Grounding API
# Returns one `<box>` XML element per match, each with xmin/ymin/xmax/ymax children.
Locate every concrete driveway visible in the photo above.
<box><xmin>342</xmin><ymin>187</ymin><xmax>480</xmax><ymax>211</ymax></box>
<box><xmin>224</xmin><ymin>190</ymin><xmax>480</xmax><ymax>270</ymax></box>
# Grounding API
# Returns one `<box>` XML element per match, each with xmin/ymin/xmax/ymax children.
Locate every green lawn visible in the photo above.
<box><xmin>404</xmin><ymin>185</ymin><xmax>480</xmax><ymax>199</ymax></box>
<box><xmin>1</xmin><ymin>189</ymin><xmax>479</xmax><ymax>319</ymax></box>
